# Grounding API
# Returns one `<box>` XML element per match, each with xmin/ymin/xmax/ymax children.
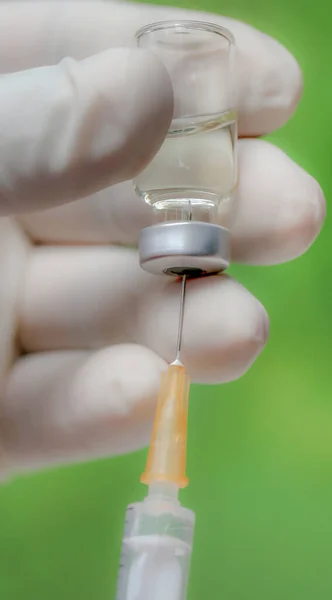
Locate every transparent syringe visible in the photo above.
<box><xmin>115</xmin><ymin>278</ymin><xmax>195</xmax><ymax>600</ymax></box>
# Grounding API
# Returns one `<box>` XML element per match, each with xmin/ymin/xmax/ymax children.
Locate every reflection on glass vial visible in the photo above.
<box><xmin>134</xmin><ymin>109</ymin><xmax>237</xmax><ymax>228</ymax></box>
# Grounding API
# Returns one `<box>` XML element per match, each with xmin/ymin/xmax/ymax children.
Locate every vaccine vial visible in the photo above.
<box><xmin>134</xmin><ymin>20</ymin><xmax>237</xmax><ymax>276</ymax></box>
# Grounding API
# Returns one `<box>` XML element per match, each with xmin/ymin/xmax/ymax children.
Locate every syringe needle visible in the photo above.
<box><xmin>175</xmin><ymin>274</ymin><xmax>187</xmax><ymax>363</ymax></box>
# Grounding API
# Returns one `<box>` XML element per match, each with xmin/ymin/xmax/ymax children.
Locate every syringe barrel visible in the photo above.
<box><xmin>115</xmin><ymin>488</ymin><xmax>195</xmax><ymax>600</ymax></box>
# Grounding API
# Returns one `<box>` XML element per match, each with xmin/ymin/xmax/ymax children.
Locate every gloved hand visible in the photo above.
<box><xmin>0</xmin><ymin>1</ymin><xmax>325</xmax><ymax>479</ymax></box>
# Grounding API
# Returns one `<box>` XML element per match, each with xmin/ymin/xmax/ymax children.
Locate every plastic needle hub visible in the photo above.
<box><xmin>141</xmin><ymin>362</ymin><xmax>190</xmax><ymax>489</ymax></box>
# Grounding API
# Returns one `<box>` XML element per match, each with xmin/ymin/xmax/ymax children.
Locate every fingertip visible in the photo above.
<box><xmin>237</xmin><ymin>27</ymin><xmax>303</xmax><ymax>135</ymax></box>
<box><xmin>1</xmin><ymin>345</ymin><xmax>168</xmax><ymax>474</ymax></box>
<box><xmin>182</xmin><ymin>276</ymin><xmax>269</xmax><ymax>384</ymax></box>
<box><xmin>232</xmin><ymin>140</ymin><xmax>326</xmax><ymax>264</ymax></box>
<box><xmin>139</xmin><ymin>275</ymin><xmax>270</xmax><ymax>385</ymax></box>
<box><xmin>77</xmin><ymin>46</ymin><xmax>174</xmax><ymax>181</ymax></box>
<box><xmin>279</xmin><ymin>170</ymin><xmax>326</xmax><ymax>262</ymax></box>
<box><xmin>113</xmin><ymin>47</ymin><xmax>174</xmax><ymax>178</ymax></box>
<box><xmin>0</xmin><ymin>47</ymin><xmax>173</xmax><ymax>215</ymax></box>
<box><xmin>72</xmin><ymin>344</ymin><xmax>166</xmax><ymax>418</ymax></box>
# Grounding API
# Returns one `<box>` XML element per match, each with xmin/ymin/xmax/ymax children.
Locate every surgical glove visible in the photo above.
<box><xmin>0</xmin><ymin>1</ymin><xmax>325</xmax><ymax>479</ymax></box>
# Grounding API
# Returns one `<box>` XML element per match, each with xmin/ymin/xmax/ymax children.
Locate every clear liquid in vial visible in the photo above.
<box><xmin>134</xmin><ymin>110</ymin><xmax>237</xmax><ymax>224</ymax></box>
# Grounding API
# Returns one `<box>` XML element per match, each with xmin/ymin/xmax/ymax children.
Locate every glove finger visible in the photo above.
<box><xmin>0</xmin><ymin>345</ymin><xmax>167</xmax><ymax>477</ymax></box>
<box><xmin>0</xmin><ymin>1</ymin><xmax>302</xmax><ymax>135</ymax></box>
<box><xmin>19</xmin><ymin>140</ymin><xmax>325</xmax><ymax>266</ymax></box>
<box><xmin>0</xmin><ymin>47</ymin><xmax>173</xmax><ymax>215</ymax></box>
<box><xmin>19</xmin><ymin>246</ymin><xmax>269</xmax><ymax>384</ymax></box>
<box><xmin>0</xmin><ymin>218</ymin><xmax>30</xmax><ymax>383</ymax></box>
<box><xmin>232</xmin><ymin>140</ymin><xmax>325</xmax><ymax>264</ymax></box>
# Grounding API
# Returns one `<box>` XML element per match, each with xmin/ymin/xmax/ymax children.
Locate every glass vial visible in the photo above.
<box><xmin>134</xmin><ymin>20</ymin><xmax>237</xmax><ymax>276</ymax></box>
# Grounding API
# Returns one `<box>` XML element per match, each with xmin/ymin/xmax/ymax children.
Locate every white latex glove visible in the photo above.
<box><xmin>0</xmin><ymin>1</ymin><xmax>325</xmax><ymax>479</ymax></box>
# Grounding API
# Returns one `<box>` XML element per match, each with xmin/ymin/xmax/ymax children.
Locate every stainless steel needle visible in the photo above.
<box><xmin>175</xmin><ymin>274</ymin><xmax>187</xmax><ymax>363</ymax></box>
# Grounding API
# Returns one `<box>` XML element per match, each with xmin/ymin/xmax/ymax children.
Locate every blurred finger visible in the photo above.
<box><xmin>232</xmin><ymin>140</ymin><xmax>325</xmax><ymax>264</ymax></box>
<box><xmin>0</xmin><ymin>345</ymin><xmax>166</xmax><ymax>475</ymax></box>
<box><xmin>19</xmin><ymin>247</ymin><xmax>269</xmax><ymax>384</ymax></box>
<box><xmin>0</xmin><ymin>1</ymin><xmax>302</xmax><ymax>135</ymax></box>
<box><xmin>0</xmin><ymin>48</ymin><xmax>172</xmax><ymax>215</ymax></box>
<box><xmin>19</xmin><ymin>140</ymin><xmax>325</xmax><ymax>265</ymax></box>
<box><xmin>0</xmin><ymin>218</ymin><xmax>30</xmax><ymax>385</ymax></box>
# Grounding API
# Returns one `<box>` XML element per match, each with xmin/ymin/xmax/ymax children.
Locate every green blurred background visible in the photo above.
<box><xmin>1</xmin><ymin>0</ymin><xmax>331</xmax><ymax>598</ymax></box>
